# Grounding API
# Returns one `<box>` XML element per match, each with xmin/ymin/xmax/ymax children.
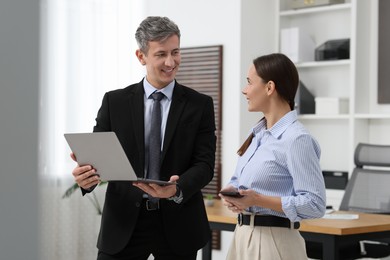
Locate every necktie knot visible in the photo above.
<box><xmin>151</xmin><ymin>92</ymin><xmax>164</xmax><ymax>101</ymax></box>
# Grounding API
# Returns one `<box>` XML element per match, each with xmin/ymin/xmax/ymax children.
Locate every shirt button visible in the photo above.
<box><xmin>135</xmin><ymin>202</ymin><xmax>141</xmax><ymax>207</ymax></box>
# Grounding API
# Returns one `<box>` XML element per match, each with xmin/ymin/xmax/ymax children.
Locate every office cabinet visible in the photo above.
<box><xmin>276</xmin><ymin>0</ymin><xmax>390</xmax><ymax>208</ymax></box>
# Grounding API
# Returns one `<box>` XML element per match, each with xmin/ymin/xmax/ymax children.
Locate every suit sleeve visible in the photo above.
<box><xmin>177</xmin><ymin>95</ymin><xmax>216</xmax><ymax>203</ymax></box>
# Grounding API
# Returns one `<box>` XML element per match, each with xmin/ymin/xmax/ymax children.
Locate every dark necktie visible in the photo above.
<box><xmin>148</xmin><ymin>92</ymin><xmax>164</xmax><ymax>180</ymax></box>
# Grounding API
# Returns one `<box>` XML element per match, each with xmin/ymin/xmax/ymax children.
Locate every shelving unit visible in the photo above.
<box><xmin>276</xmin><ymin>0</ymin><xmax>390</xmax><ymax>208</ymax></box>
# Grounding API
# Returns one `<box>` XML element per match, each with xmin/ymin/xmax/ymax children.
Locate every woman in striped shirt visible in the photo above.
<box><xmin>220</xmin><ymin>53</ymin><xmax>326</xmax><ymax>260</ymax></box>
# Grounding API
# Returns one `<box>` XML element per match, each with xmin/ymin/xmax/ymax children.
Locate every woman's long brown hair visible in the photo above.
<box><xmin>237</xmin><ymin>133</ymin><xmax>254</xmax><ymax>156</ymax></box>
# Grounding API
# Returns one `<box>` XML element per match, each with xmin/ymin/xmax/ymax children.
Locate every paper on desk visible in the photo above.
<box><xmin>322</xmin><ymin>213</ymin><xmax>359</xmax><ymax>220</ymax></box>
<box><xmin>326</xmin><ymin>209</ymin><xmax>335</xmax><ymax>214</ymax></box>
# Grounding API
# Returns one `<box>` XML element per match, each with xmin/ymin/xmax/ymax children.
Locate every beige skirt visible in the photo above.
<box><xmin>226</xmin><ymin>221</ymin><xmax>308</xmax><ymax>260</ymax></box>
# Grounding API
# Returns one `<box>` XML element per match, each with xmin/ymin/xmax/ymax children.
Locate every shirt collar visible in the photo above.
<box><xmin>252</xmin><ymin>110</ymin><xmax>298</xmax><ymax>138</ymax></box>
<box><xmin>143</xmin><ymin>78</ymin><xmax>175</xmax><ymax>101</ymax></box>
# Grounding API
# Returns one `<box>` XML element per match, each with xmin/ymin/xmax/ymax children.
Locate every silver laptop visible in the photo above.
<box><xmin>64</xmin><ymin>132</ymin><xmax>174</xmax><ymax>185</ymax></box>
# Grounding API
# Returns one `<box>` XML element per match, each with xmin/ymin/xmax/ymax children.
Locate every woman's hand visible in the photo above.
<box><xmin>221</xmin><ymin>189</ymin><xmax>265</xmax><ymax>213</ymax></box>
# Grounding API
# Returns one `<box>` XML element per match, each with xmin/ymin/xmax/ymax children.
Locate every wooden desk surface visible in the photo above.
<box><xmin>206</xmin><ymin>199</ymin><xmax>236</xmax><ymax>224</ymax></box>
<box><xmin>206</xmin><ymin>200</ymin><xmax>390</xmax><ymax>236</ymax></box>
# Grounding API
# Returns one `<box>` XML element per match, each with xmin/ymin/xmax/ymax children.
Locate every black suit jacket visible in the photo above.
<box><xmin>91</xmin><ymin>80</ymin><xmax>216</xmax><ymax>255</ymax></box>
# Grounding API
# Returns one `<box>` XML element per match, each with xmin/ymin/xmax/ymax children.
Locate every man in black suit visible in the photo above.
<box><xmin>71</xmin><ymin>16</ymin><xmax>216</xmax><ymax>260</ymax></box>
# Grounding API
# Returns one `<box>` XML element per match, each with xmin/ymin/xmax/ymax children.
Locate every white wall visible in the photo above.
<box><xmin>239</xmin><ymin>1</ymin><xmax>278</xmax><ymax>141</ymax></box>
<box><xmin>141</xmin><ymin>1</ymin><xmax>276</xmax><ymax>259</ymax></box>
<box><xmin>0</xmin><ymin>0</ymin><xmax>40</xmax><ymax>259</ymax></box>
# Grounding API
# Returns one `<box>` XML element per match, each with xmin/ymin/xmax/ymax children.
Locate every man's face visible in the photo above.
<box><xmin>136</xmin><ymin>35</ymin><xmax>181</xmax><ymax>89</ymax></box>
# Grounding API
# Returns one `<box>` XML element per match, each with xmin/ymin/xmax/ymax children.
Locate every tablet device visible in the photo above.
<box><xmin>219</xmin><ymin>191</ymin><xmax>244</xmax><ymax>198</ymax></box>
<box><xmin>64</xmin><ymin>132</ymin><xmax>175</xmax><ymax>186</ymax></box>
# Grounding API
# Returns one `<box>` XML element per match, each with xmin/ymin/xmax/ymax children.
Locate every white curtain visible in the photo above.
<box><xmin>39</xmin><ymin>1</ymin><xmax>144</xmax><ymax>259</ymax></box>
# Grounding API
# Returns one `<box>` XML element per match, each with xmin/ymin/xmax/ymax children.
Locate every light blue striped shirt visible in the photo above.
<box><xmin>228</xmin><ymin>110</ymin><xmax>326</xmax><ymax>222</ymax></box>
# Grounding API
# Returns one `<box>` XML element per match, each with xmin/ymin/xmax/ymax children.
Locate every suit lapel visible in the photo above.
<box><xmin>129</xmin><ymin>81</ymin><xmax>145</xmax><ymax>173</ymax></box>
<box><xmin>162</xmin><ymin>83</ymin><xmax>187</xmax><ymax>162</ymax></box>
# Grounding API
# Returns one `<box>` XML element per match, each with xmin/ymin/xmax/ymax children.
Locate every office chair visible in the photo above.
<box><xmin>340</xmin><ymin>143</ymin><xmax>390</xmax><ymax>213</ymax></box>
<box><xmin>306</xmin><ymin>143</ymin><xmax>390</xmax><ymax>259</ymax></box>
<box><xmin>339</xmin><ymin>143</ymin><xmax>390</xmax><ymax>259</ymax></box>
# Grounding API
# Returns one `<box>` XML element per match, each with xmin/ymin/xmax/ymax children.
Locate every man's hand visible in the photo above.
<box><xmin>71</xmin><ymin>152</ymin><xmax>100</xmax><ymax>190</ymax></box>
<box><xmin>133</xmin><ymin>175</ymin><xmax>179</xmax><ymax>198</ymax></box>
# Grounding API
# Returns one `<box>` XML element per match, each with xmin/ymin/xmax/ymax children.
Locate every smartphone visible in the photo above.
<box><xmin>219</xmin><ymin>191</ymin><xmax>244</xmax><ymax>198</ymax></box>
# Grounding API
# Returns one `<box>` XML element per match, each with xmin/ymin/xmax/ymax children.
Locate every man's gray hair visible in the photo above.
<box><xmin>135</xmin><ymin>16</ymin><xmax>181</xmax><ymax>54</ymax></box>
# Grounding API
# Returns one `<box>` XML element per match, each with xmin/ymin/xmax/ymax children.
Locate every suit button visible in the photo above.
<box><xmin>135</xmin><ymin>202</ymin><xmax>141</xmax><ymax>207</ymax></box>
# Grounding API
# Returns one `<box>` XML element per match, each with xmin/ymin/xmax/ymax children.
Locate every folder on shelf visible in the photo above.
<box><xmin>280</xmin><ymin>27</ymin><xmax>315</xmax><ymax>63</ymax></box>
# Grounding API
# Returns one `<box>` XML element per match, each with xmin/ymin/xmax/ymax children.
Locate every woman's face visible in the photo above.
<box><xmin>242</xmin><ymin>64</ymin><xmax>269</xmax><ymax>112</ymax></box>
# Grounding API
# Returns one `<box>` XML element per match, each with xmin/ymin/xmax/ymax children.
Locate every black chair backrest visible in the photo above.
<box><xmin>354</xmin><ymin>143</ymin><xmax>390</xmax><ymax>168</ymax></box>
<box><xmin>339</xmin><ymin>143</ymin><xmax>390</xmax><ymax>213</ymax></box>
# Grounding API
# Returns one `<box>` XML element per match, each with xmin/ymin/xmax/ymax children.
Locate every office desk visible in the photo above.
<box><xmin>203</xmin><ymin>200</ymin><xmax>390</xmax><ymax>260</ymax></box>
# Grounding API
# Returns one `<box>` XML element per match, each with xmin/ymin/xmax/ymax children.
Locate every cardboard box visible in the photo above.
<box><xmin>315</xmin><ymin>97</ymin><xmax>349</xmax><ymax>115</ymax></box>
